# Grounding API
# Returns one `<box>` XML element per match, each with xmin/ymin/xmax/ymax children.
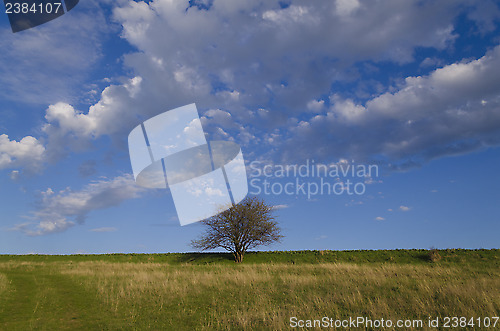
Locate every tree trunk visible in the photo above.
<box><xmin>234</xmin><ymin>251</ymin><xmax>244</xmax><ymax>263</ymax></box>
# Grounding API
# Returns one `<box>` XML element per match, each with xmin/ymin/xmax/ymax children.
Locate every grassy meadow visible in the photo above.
<box><xmin>0</xmin><ymin>249</ymin><xmax>498</xmax><ymax>330</ymax></box>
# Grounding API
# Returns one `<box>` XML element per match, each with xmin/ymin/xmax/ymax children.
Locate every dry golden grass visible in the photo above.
<box><xmin>56</xmin><ymin>261</ymin><xmax>499</xmax><ymax>330</ymax></box>
<box><xmin>1</xmin><ymin>251</ymin><xmax>498</xmax><ymax>330</ymax></box>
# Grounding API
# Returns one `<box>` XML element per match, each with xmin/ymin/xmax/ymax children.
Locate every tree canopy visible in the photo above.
<box><xmin>191</xmin><ymin>197</ymin><xmax>283</xmax><ymax>262</ymax></box>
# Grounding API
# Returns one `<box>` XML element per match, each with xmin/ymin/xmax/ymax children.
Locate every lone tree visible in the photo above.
<box><xmin>191</xmin><ymin>196</ymin><xmax>283</xmax><ymax>263</ymax></box>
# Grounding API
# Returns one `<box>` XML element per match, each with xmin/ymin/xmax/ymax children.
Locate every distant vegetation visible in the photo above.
<box><xmin>0</xmin><ymin>249</ymin><xmax>498</xmax><ymax>330</ymax></box>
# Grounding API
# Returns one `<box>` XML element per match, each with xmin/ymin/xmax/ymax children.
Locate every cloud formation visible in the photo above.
<box><xmin>90</xmin><ymin>0</ymin><xmax>500</xmax><ymax>167</ymax></box>
<box><xmin>0</xmin><ymin>134</ymin><xmax>45</xmax><ymax>172</ymax></box>
<box><xmin>279</xmin><ymin>45</ymin><xmax>500</xmax><ymax>166</ymax></box>
<box><xmin>109</xmin><ymin>0</ymin><xmax>463</xmax><ymax>116</ymax></box>
<box><xmin>14</xmin><ymin>174</ymin><xmax>146</xmax><ymax>236</ymax></box>
<box><xmin>0</xmin><ymin>0</ymin><xmax>111</xmax><ymax>104</ymax></box>
<box><xmin>4</xmin><ymin>0</ymin><xmax>500</xmax><ymax>174</ymax></box>
<box><xmin>2</xmin><ymin>0</ymin><xmax>500</xmax><ymax>237</ymax></box>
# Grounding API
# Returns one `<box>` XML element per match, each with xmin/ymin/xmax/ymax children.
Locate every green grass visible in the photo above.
<box><xmin>0</xmin><ymin>250</ymin><xmax>498</xmax><ymax>330</ymax></box>
<box><xmin>0</xmin><ymin>273</ymin><xmax>7</xmax><ymax>292</ymax></box>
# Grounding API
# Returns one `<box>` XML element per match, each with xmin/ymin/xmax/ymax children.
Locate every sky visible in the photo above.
<box><xmin>0</xmin><ymin>0</ymin><xmax>499</xmax><ymax>254</ymax></box>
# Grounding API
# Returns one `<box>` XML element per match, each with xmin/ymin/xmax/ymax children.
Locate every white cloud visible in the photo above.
<box><xmin>263</xmin><ymin>5</ymin><xmax>317</xmax><ymax>26</ymax></box>
<box><xmin>121</xmin><ymin>0</ymin><xmax>457</xmax><ymax>104</ymax></box>
<box><xmin>0</xmin><ymin>75</ymin><xmax>145</xmax><ymax>171</ymax></box>
<box><xmin>335</xmin><ymin>0</ymin><xmax>360</xmax><ymax>16</ymax></box>
<box><xmin>273</xmin><ymin>204</ymin><xmax>289</xmax><ymax>210</ymax></box>
<box><xmin>399</xmin><ymin>205</ymin><xmax>411</xmax><ymax>212</ymax></box>
<box><xmin>44</xmin><ymin>102</ymin><xmax>97</xmax><ymax>137</ymax></box>
<box><xmin>3</xmin><ymin>0</ymin><xmax>500</xmax><ymax>175</ymax></box>
<box><xmin>104</xmin><ymin>0</ymin><xmax>466</xmax><ymax>130</ymax></box>
<box><xmin>14</xmin><ymin>174</ymin><xmax>146</xmax><ymax>236</ymax></box>
<box><xmin>41</xmin><ymin>77</ymin><xmax>144</xmax><ymax>161</ymax></box>
<box><xmin>375</xmin><ymin>216</ymin><xmax>385</xmax><ymax>221</ymax></box>
<box><xmin>201</xmin><ymin>109</ymin><xmax>237</xmax><ymax>131</ymax></box>
<box><xmin>330</xmin><ymin>95</ymin><xmax>367</xmax><ymax>122</ymax></box>
<box><xmin>103</xmin><ymin>0</ymin><xmax>494</xmax><ymax>168</ymax></box>
<box><xmin>306</xmin><ymin>99</ymin><xmax>325</xmax><ymax>112</ymax></box>
<box><xmin>204</xmin><ymin>187</ymin><xmax>224</xmax><ymax>197</ymax></box>
<box><xmin>0</xmin><ymin>134</ymin><xmax>45</xmax><ymax>172</ymax></box>
<box><xmin>279</xmin><ymin>45</ymin><xmax>500</xmax><ymax>166</ymax></box>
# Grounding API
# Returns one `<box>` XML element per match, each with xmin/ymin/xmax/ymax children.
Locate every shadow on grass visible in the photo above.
<box><xmin>416</xmin><ymin>252</ymin><xmax>432</xmax><ymax>262</ymax></box>
<box><xmin>414</xmin><ymin>250</ymin><xmax>441</xmax><ymax>263</ymax></box>
<box><xmin>175</xmin><ymin>252</ymin><xmax>235</xmax><ymax>264</ymax></box>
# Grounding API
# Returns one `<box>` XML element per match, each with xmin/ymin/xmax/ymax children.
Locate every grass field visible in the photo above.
<box><xmin>0</xmin><ymin>249</ymin><xmax>498</xmax><ymax>330</ymax></box>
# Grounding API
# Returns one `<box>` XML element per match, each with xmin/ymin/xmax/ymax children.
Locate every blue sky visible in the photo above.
<box><xmin>1</xmin><ymin>0</ymin><xmax>499</xmax><ymax>254</ymax></box>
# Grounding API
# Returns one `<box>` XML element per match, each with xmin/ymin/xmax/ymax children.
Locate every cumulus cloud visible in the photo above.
<box><xmin>14</xmin><ymin>174</ymin><xmax>146</xmax><ymax>236</ymax></box>
<box><xmin>105</xmin><ymin>0</ymin><xmax>499</xmax><ymax>167</ymax></box>
<box><xmin>8</xmin><ymin>0</ymin><xmax>499</xmax><ymax>241</ymax></box>
<box><xmin>399</xmin><ymin>205</ymin><xmax>411</xmax><ymax>212</ymax></box>
<box><xmin>0</xmin><ymin>134</ymin><xmax>45</xmax><ymax>172</ymax></box>
<box><xmin>279</xmin><ymin>45</ymin><xmax>500</xmax><ymax>166</ymax></box>
<box><xmin>375</xmin><ymin>216</ymin><xmax>385</xmax><ymax>221</ymax></box>
<box><xmin>3</xmin><ymin>0</ymin><xmax>500</xmax><ymax>175</ymax></box>
<box><xmin>42</xmin><ymin>0</ymin><xmax>456</xmax><ymax>150</ymax></box>
<box><xmin>108</xmin><ymin>0</ymin><xmax>462</xmax><ymax>117</ymax></box>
